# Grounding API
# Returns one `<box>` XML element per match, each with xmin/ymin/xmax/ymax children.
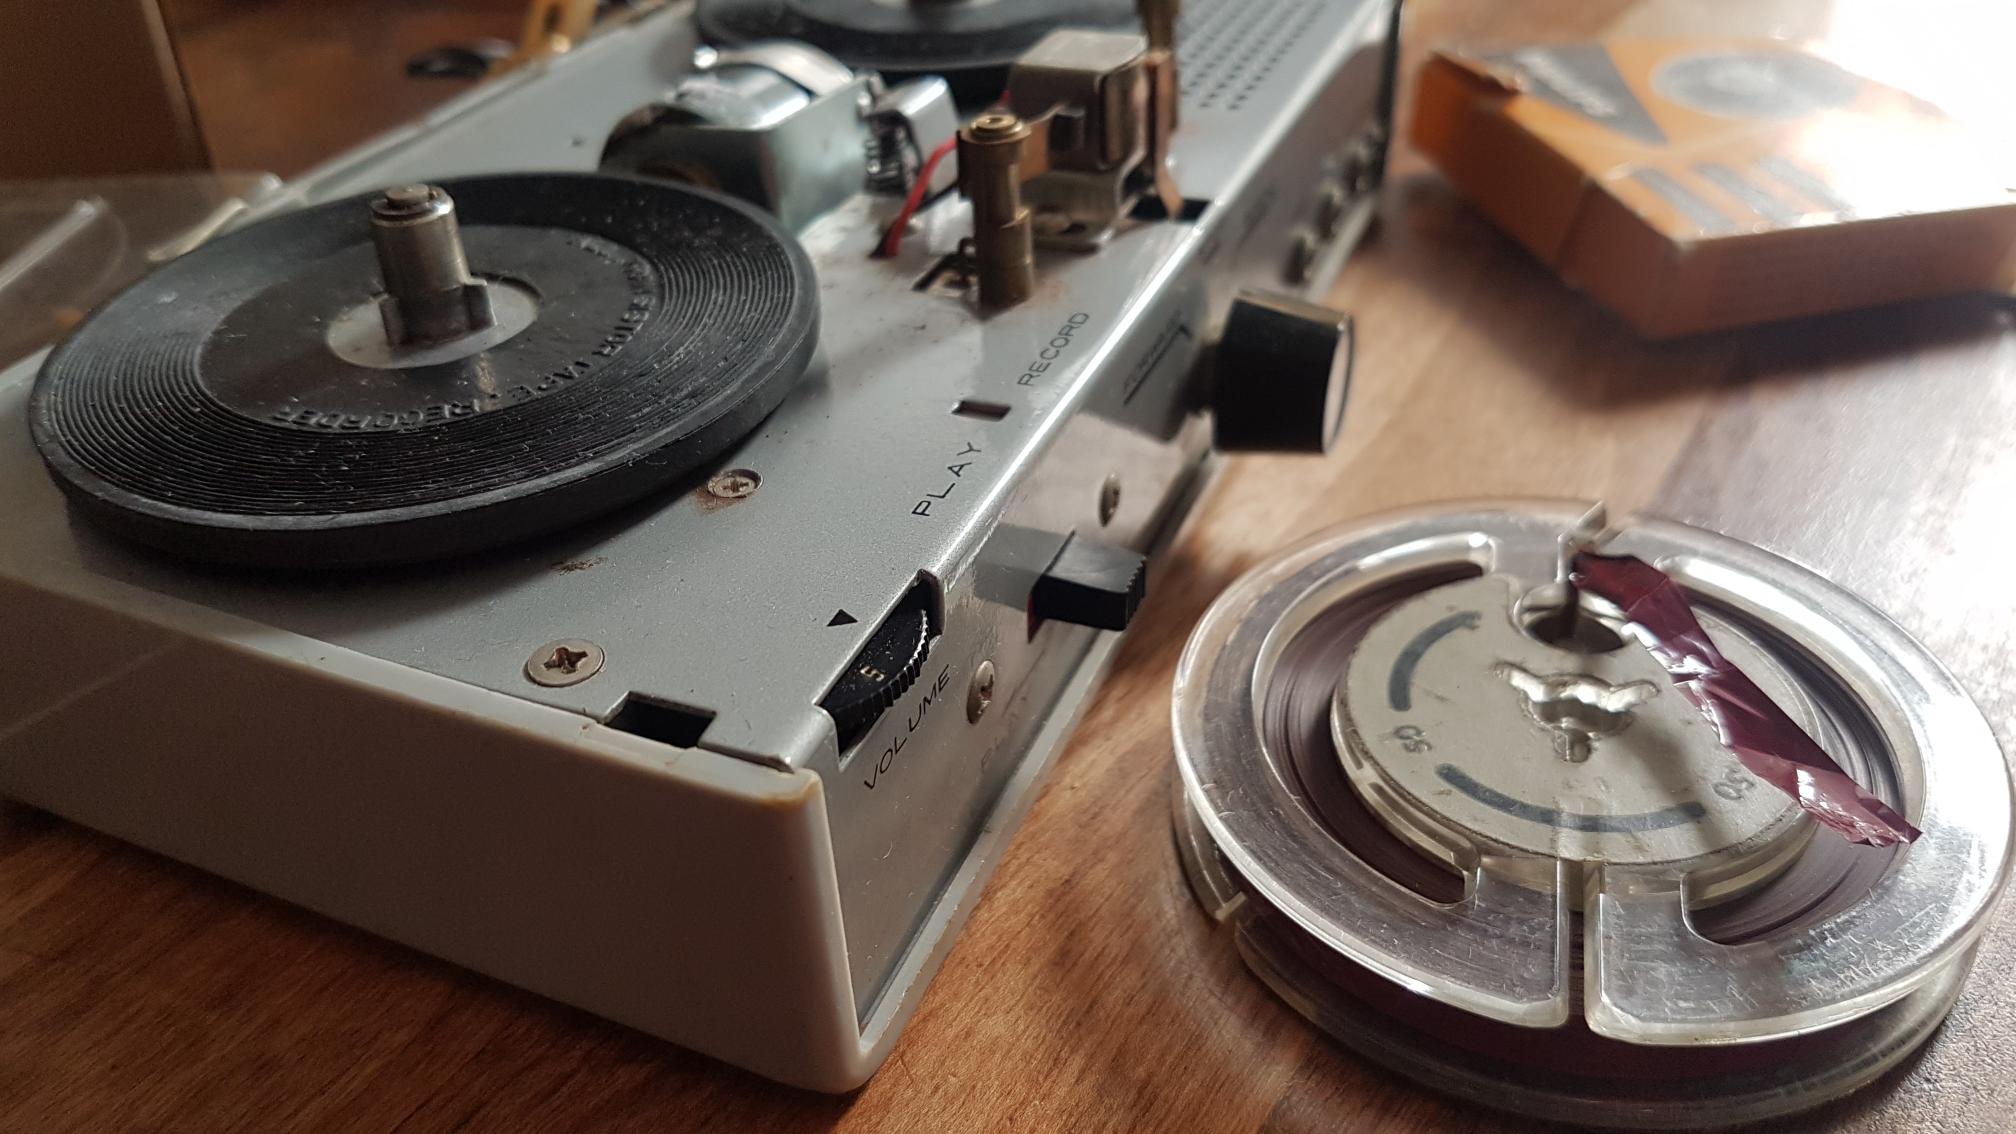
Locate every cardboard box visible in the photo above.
<box><xmin>1410</xmin><ymin>40</ymin><xmax>2016</xmax><ymax>337</ymax></box>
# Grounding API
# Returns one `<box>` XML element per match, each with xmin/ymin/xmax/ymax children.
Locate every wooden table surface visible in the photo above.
<box><xmin>6</xmin><ymin>1</ymin><xmax>2015</xmax><ymax>1130</ymax></box>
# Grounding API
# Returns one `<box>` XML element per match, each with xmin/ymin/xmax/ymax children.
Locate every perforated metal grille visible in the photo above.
<box><xmin>1179</xmin><ymin>0</ymin><xmax>1329</xmax><ymax>112</ymax></box>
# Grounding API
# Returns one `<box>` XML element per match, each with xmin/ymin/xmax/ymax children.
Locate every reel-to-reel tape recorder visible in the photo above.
<box><xmin>13</xmin><ymin>3</ymin><xmax>1996</xmax><ymax>1123</ymax></box>
<box><xmin>0</xmin><ymin>0</ymin><xmax>1398</xmax><ymax>1092</ymax></box>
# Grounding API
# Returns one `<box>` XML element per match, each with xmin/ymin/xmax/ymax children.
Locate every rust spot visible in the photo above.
<box><xmin>552</xmin><ymin>556</ymin><xmax>606</xmax><ymax>574</ymax></box>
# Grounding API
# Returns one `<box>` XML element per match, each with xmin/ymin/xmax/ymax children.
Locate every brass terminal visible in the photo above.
<box><xmin>1138</xmin><ymin>0</ymin><xmax>1182</xmax><ymax>129</ymax></box>
<box><xmin>958</xmin><ymin>111</ymin><xmax>1038</xmax><ymax>308</ymax></box>
<box><xmin>1137</xmin><ymin>0</ymin><xmax>1179</xmax><ymax>51</ymax></box>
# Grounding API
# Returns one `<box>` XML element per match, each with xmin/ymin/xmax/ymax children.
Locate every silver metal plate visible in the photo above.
<box><xmin>1336</xmin><ymin>574</ymin><xmax>1812</xmax><ymax>904</ymax></box>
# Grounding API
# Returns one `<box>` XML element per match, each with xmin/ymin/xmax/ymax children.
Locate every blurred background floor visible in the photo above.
<box><xmin>165</xmin><ymin>0</ymin><xmax>527</xmax><ymax>175</ymax></box>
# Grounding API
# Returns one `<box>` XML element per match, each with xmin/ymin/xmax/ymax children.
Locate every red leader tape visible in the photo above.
<box><xmin>1571</xmin><ymin>552</ymin><xmax>1921</xmax><ymax>848</ymax></box>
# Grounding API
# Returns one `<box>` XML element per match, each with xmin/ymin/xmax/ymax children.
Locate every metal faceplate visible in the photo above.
<box><xmin>0</xmin><ymin>0</ymin><xmax>1398</xmax><ymax>1023</ymax></box>
<box><xmin>0</xmin><ymin>0</ymin><xmax>1391</xmax><ymax>770</ymax></box>
<box><xmin>0</xmin><ymin>197</ymin><xmax>1200</xmax><ymax>762</ymax></box>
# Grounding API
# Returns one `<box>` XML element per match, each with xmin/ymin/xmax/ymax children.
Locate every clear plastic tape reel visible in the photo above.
<box><xmin>1170</xmin><ymin>500</ymin><xmax>2014</xmax><ymax>1046</ymax></box>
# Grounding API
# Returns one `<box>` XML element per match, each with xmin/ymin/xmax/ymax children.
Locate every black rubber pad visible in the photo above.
<box><xmin>29</xmin><ymin>173</ymin><xmax>818</xmax><ymax>568</ymax></box>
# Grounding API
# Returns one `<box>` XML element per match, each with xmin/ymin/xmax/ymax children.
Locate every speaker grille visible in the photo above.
<box><xmin>1180</xmin><ymin>0</ymin><xmax>1329</xmax><ymax>112</ymax></box>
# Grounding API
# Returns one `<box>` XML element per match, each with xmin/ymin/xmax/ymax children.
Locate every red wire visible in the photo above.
<box><xmin>876</xmin><ymin>134</ymin><xmax>961</xmax><ymax>259</ymax></box>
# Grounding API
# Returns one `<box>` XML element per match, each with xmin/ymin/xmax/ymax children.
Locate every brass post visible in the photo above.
<box><xmin>1137</xmin><ymin>0</ymin><xmax>1179</xmax><ymax>51</ymax></box>
<box><xmin>959</xmin><ymin>111</ymin><xmax>1037</xmax><ymax>308</ymax></box>
<box><xmin>1138</xmin><ymin>1</ymin><xmax>1182</xmax><ymax>129</ymax></box>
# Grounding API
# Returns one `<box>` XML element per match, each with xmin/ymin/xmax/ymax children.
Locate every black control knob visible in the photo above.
<box><xmin>1031</xmin><ymin>535</ymin><xmax>1147</xmax><ymax>631</ymax></box>
<box><xmin>1211</xmin><ymin>291</ymin><xmax>1354</xmax><ymax>454</ymax></box>
<box><xmin>820</xmin><ymin>590</ymin><xmax>933</xmax><ymax>749</ymax></box>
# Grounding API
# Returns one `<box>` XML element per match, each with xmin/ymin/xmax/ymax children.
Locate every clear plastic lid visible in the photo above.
<box><xmin>0</xmin><ymin>172</ymin><xmax>282</xmax><ymax>369</ymax></box>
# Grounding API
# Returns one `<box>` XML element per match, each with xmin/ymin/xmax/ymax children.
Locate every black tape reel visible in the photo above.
<box><xmin>696</xmin><ymin>0</ymin><xmax>1140</xmax><ymax>101</ymax></box>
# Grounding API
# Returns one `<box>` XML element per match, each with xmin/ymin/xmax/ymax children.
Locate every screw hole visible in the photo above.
<box><xmin>967</xmin><ymin>660</ymin><xmax>997</xmax><ymax>723</ymax></box>
<box><xmin>1516</xmin><ymin>583</ymin><xmax>1626</xmax><ymax>654</ymax></box>
<box><xmin>952</xmin><ymin>398</ymin><xmax>1011</xmax><ymax>421</ymax></box>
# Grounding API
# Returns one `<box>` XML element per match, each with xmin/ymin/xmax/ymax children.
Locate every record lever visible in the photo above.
<box><xmin>368</xmin><ymin>184</ymin><xmax>494</xmax><ymax>346</ymax></box>
<box><xmin>1031</xmin><ymin>536</ymin><xmax>1147</xmax><ymax>631</ymax></box>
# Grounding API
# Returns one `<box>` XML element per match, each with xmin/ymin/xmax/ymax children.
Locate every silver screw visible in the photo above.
<box><xmin>967</xmin><ymin>659</ymin><xmax>997</xmax><ymax>723</ymax></box>
<box><xmin>706</xmin><ymin>468</ymin><xmax>761</xmax><ymax>499</ymax></box>
<box><xmin>1289</xmin><ymin>231</ymin><xmax>1322</xmax><ymax>285</ymax></box>
<box><xmin>1316</xmin><ymin>183</ymin><xmax>1351</xmax><ymax>239</ymax></box>
<box><xmin>526</xmin><ymin>639</ymin><xmax>605</xmax><ymax>687</ymax></box>
<box><xmin>1098</xmin><ymin>475</ymin><xmax>1122</xmax><ymax>527</ymax></box>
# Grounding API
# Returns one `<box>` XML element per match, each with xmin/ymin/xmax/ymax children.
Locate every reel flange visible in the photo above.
<box><xmin>1171</xmin><ymin>501</ymin><xmax>2012</xmax><ymax>1127</ymax></box>
<box><xmin>694</xmin><ymin>0</ymin><xmax>1141</xmax><ymax>103</ymax></box>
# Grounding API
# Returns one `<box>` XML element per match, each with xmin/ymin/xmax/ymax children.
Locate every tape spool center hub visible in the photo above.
<box><xmin>1335</xmin><ymin>574</ymin><xmax>1811</xmax><ymax>903</ymax></box>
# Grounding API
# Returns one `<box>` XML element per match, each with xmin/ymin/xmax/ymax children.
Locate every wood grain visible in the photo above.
<box><xmin>6</xmin><ymin>1</ymin><xmax>2015</xmax><ymax>1130</ymax></box>
<box><xmin>165</xmin><ymin>0</ymin><xmax>529</xmax><ymax>177</ymax></box>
